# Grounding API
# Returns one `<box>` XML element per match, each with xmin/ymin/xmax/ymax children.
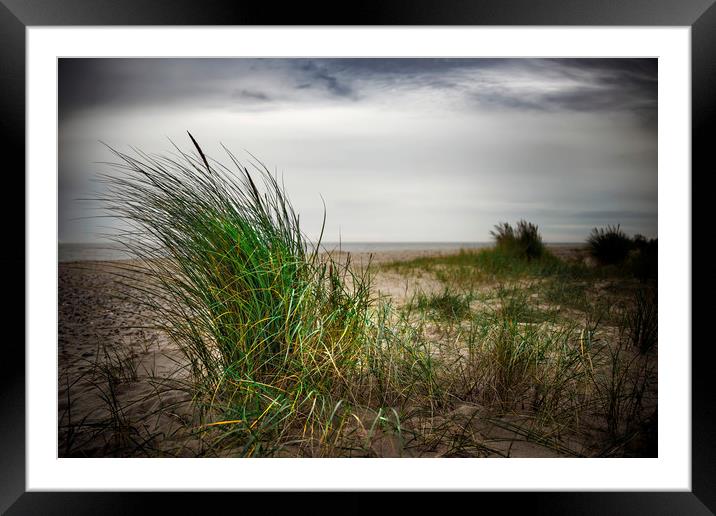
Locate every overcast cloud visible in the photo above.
<box><xmin>59</xmin><ymin>58</ymin><xmax>657</xmax><ymax>243</ymax></box>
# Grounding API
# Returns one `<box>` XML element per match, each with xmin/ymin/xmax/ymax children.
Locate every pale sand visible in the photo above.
<box><xmin>58</xmin><ymin>261</ymin><xmax>201</xmax><ymax>457</ymax></box>
<box><xmin>58</xmin><ymin>246</ymin><xmax>595</xmax><ymax>457</ymax></box>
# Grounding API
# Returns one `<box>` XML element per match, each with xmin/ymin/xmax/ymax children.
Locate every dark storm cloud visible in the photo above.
<box><xmin>551</xmin><ymin>58</ymin><xmax>657</xmax><ymax>89</ymax></box>
<box><xmin>59</xmin><ymin>58</ymin><xmax>357</xmax><ymax>118</ymax></box>
<box><xmin>297</xmin><ymin>61</ymin><xmax>354</xmax><ymax>98</ymax></box>
<box><xmin>59</xmin><ymin>58</ymin><xmax>657</xmax><ymax>125</ymax></box>
<box><xmin>463</xmin><ymin>59</ymin><xmax>657</xmax><ymax>124</ymax></box>
<box><xmin>547</xmin><ymin>58</ymin><xmax>657</xmax><ymax>117</ymax></box>
<box><xmin>309</xmin><ymin>58</ymin><xmax>657</xmax><ymax>121</ymax></box>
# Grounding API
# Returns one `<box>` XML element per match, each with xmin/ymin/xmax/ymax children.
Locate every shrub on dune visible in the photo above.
<box><xmin>490</xmin><ymin>219</ymin><xmax>545</xmax><ymax>261</ymax></box>
<box><xmin>629</xmin><ymin>234</ymin><xmax>658</xmax><ymax>281</ymax></box>
<box><xmin>586</xmin><ymin>224</ymin><xmax>633</xmax><ymax>266</ymax></box>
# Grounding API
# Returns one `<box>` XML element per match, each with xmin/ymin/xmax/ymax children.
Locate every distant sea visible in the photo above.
<box><xmin>59</xmin><ymin>241</ymin><xmax>580</xmax><ymax>262</ymax></box>
<box><xmin>59</xmin><ymin>243</ymin><xmax>136</xmax><ymax>262</ymax></box>
<box><xmin>59</xmin><ymin>241</ymin><xmax>491</xmax><ymax>262</ymax></box>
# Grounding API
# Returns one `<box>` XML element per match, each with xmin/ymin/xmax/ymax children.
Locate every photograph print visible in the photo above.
<box><xmin>58</xmin><ymin>57</ymin><xmax>658</xmax><ymax>458</ymax></box>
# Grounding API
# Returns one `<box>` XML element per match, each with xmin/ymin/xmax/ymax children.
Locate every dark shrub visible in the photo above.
<box><xmin>629</xmin><ymin>235</ymin><xmax>658</xmax><ymax>281</ymax></box>
<box><xmin>515</xmin><ymin>220</ymin><xmax>545</xmax><ymax>260</ymax></box>
<box><xmin>587</xmin><ymin>224</ymin><xmax>633</xmax><ymax>265</ymax></box>
<box><xmin>490</xmin><ymin>219</ymin><xmax>545</xmax><ymax>261</ymax></box>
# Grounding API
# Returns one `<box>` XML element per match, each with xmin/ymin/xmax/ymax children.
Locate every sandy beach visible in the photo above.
<box><xmin>58</xmin><ymin>243</ymin><xmax>655</xmax><ymax>458</ymax></box>
<box><xmin>59</xmin><ymin>248</ymin><xmax>481</xmax><ymax>456</ymax></box>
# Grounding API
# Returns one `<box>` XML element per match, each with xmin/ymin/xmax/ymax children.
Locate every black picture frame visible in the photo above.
<box><xmin>1</xmin><ymin>1</ymin><xmax>710</xmax><ymax>513</ymax></box>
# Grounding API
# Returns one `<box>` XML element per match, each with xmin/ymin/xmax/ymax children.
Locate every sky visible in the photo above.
<box><xmin>58</xmin><ymin>58</ymin><xmax>657</xmax><ymax>243</ymax></box>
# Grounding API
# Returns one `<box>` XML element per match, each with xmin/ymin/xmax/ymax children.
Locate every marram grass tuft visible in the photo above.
<box><xmin>98</xmin><ymin>133</ymin><xmax>381</xmax><ymax>455</ymax></box>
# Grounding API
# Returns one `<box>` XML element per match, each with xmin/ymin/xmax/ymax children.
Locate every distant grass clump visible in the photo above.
<box><xmin>415</xmin><ymin>289</ymin><xmax>472</xmax><ymax>321</ymax></box>
<box><xmin>474</xmin><ymin>246</ymin><xmax>565</xmax><ymax>278</ymax></box>
<box><xmin>586</xmin><ymin>226</ymin><xmax>657</xmax><ymax>281</ymax></box>
<box><xmin>587</xmin><ymin>224</ymin><xmax>633</xmax><ymax>266</ymax></box>
<box><xmin>491</xmin><ymin>220</ymin><xmax>545</xmax><ymax>261</ymax></box>
<box><xmin>383</xmin><ymin>245</ymin><xmax>565</xmax><ymax>285</ymax></box>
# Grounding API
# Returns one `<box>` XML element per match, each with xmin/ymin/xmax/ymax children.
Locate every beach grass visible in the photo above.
<box><xmin>67</xmin><ymin>135</ymin><xmax>658</xmax><ymax>458</ymax></box>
